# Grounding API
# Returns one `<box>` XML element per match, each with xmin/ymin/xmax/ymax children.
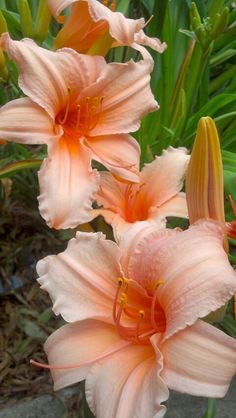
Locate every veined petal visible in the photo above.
<box><xmin>0</xmin><ymin>33</ymin><xmax>106</xmax><ymax>118</ymax></box>
<box><xmin>96</xmin><ymin>172</ymin><xmax>127</xmax><ymax>217</ymax></box>
<box><xmin>130</xmin><ymin>219</ymin><xmax>236</xmax><ymax>339</ymax></box>
<box><xmin>87</xmin><ymin>0</ymin><xmax>144</xmax><ymax>46</ymax></box>
<box><xmin>0</xmin><ymin>97</ymin><xmax>61</xmax><ymax>144</ymax></box>
<box><xmin>137</xmin><ymin>147</ymin><xmax>189</xmax><ymax>209</ymax></box>
<box><xmin>134</xmin><ymin>30</ymin><xmax>167</xmax><ymax>54</ymax></box>
<box><xmin>44</xmin><ymin>320</ymin><xmax>129</xmax><ymax>390</ymax></box>
<box><xmin>155</xmin><ymin>320</ymin><xmax>236</xmax><ymax>397</ymax></box>
<box><xmin>81</xmin><ymin>59</ymin><xmax>158</xmax><ymax>135</ymax></box>
<box><xmin>38</xmin><ymin>137</ymin><xmax>99</xmax><ymax>229</ymax></box>
<box><xmin>119</xmin><ymin>221</ymin><xmax>167</xmax><ymax>276</ymax></box>
<box><xmin>85</xmin><ymin>133</ymin><xmax>140</xmax><ymax>183</ymax></box>
<box><xmin>86</xmin><ymin>343</ymin><xmax>168</xmax><ymax>418</ymax></box>
<box><xmin>54</xmin><ymin>2</ymin><xmax>108</xmax><ymax>53</ymax></box>
<box><xmin>37</xmin><ymin>232</ymin><xmax>121</xmax><ymax>322</ymax></box>
<box><xmin>46</xmin><ymin>0</ymin><xmax>75</xmax><ymax>15</ymax></box>
<box><xmin>149</xmin><ymin>193</ymin><xmax>188</xmax><ymax>221</ymax></box>
<box><xmin>47</xmin><ymin>0</ymin><xmax>165</xmax><ymax>56</ymax></box>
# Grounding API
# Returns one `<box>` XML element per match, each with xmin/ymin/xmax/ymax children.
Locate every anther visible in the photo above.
<box><xmin>113</xmin><ymin>277</ymin><xmax>128</xmax><ymax>322</ymax></box>
<box><xmin>139</xmin><ymin>309</ymin><xmax>145</xmax><ymax>319</ymax></box>
<box><xmin>119</xmin><ymin>292</ymin><xmax>128</xmax><ymax>307</ymax></box>
<box><xmin>154</xmin><ymin>280</ymin><xmax>165</xmax><ymax>287</ymax></box>
<box><xmin>117</xmin><ymin>277</ymin><xmax>123</xmax><ymax>287</ymax></box>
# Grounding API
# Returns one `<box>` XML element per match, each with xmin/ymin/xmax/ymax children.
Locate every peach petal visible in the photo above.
<box><xmin>45</xmin><ymin>320</ymin><xmax>129</xmax><ymax>390</ymax></box>
<box><xmin>137</xmin><ymin>147</ymin><xmax>189</xmax><ymax>210</ymax></box>
<box><xmin>37</xmin><ymin>232</ymin><xmax>121</xmax><ymax>322</ymax></box>
<box><xmin>47</xmin><ymin>0</ymin><xmax>166</xmax><ymax>55</ymax></box>
<box><xmin>53</xmin><ymin>2</ymin><xmax>110</xmax><ymax>53</ymax></box>
<box><xmin>96</xmin><ymin>172</ymin><xmax>127</xmax><ymax>217</ymax></box>
<box><xmin>118</xmin><ymin>221</ymin><xmax>167</xmax><ymax>278</ymax></box>
<box><xmin>38</xmin><ymin>137</ymin><xmax>99</xmax><ymax>229</ymax></box>
<box><xmin>81</xmin><ymin>59</ymin><xmax>158</xmax><ymax>135</ymax></box>
<box><xmin>149</xmin><ymin>192</ymin><xmax>188</xmax><ymax>221</ymax></box>
<box><xmin>87</xmin><ymin>0</ymin><xmax>144</xmax><ymax>45</ymax></box>
<box><xmin>154</xmin><ymin>320</ymin><xmax>236</xmax><ymax>397</ymax></box>
<box><xmin>134</xmin><ymin>30</ymin><xmax>167</xmax><ymax>53</ymax></box>
<box><xmin>130</xmin><ymin>219</ymin><xmax>236</xmax><ymax>339</ymax></box>
<box><xmin>0</xmin><ymin>33</ymin><xmax>105</xmax><ymax>118</ymax></box>
<box><xmin>85</xmin><ymin>133</ymin><xmax>140</xmax><ymax>183</ymax></box>
<box><xmin>0</xmin><ymin>98</ymin><xmax>61</xmax><ymax>144</ymax></box>
<box><xmin>86</xmin><ymin>343</ymin><xmax>168</xmax><ymax>418</ymax></box>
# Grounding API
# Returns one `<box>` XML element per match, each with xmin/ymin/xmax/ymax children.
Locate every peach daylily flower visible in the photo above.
<box><xmin>91</xmin><ymin>147</ymin><xmax>190</xmax><ymax>241</ymax></box>
<box><xmin>35</xmin><ymin>220</ymin><xmax>236</xmax><ymax>418</ymax></box>
<box><xmin>0</xmin><ymin>33</ymin><xmax>158</xmax><ymax>229</ymax></box>
<box><xmin>46</xmin><ymin>0</ymin><xmax>167</xmax><ymax>57</ymax></box>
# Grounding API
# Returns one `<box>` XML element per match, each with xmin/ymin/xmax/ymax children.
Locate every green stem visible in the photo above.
<box><xmin>202</xmin><ymin>398</ymin><xmax>216</xmax><ymax>418</ymax></box>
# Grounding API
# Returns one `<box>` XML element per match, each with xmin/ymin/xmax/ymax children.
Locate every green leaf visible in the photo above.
<box><xmin>222</xmin><ymin>150</ymin><xmax>236</xmax><ymax>203</ymax></box>
<box><xmin>20</xmin><ymin>319</ymin><xmax>47</xmax><ymax>341</ymax></box>
<box><xmin>1</xmin><ymin>9</ymin><xmax>21</xmax><ymax>38</ymax></box>
<box><xmin>184</xmin><ymin>94</ymin><xmax>236</xmax><ymax>144</ymax></box>
<box><xmin>0</xmin><ymin>159</ymin><xmax>42</xmax><ymax>178</ymax></box>
<box><xmin>221</xmin><ymin>314</ymin><xmax>236</xmax><ymax>338</ymax></box>
<box><xmin>178</xmin><ymin>28</ymin><xmax>196</xmax><ymax>39</ymax></box>
<box><xmin>210</xmin><ymin>48</ymin><xmax>236</xmax><ymax>66</ymax></box>
<box><xmin>116</xmin><ymin>0</ymin><xmax>131</xmax><ymax>14</ymax></box>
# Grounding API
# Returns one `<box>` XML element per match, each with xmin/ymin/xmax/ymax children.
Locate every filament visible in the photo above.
<box><xmin>151</xmin><ymin>280</ymin><xmax>164</xmax><ymax>330</ymax></box>
<box><xmin>58</xmin><ymin>88</ymin><xmax>71</xmax><ymax>125</ymax></box>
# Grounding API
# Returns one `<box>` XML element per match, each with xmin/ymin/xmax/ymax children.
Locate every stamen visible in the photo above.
<box><xmin>103</xmin><ymin>0</ymin><xmax>109</xmax><ymax>5</ymax></box>
<box><xmin>229</xmin><ymin>195</ymin><xmax>236</xmax><ymax>216</ymax></box>
<box><xmin>120</xmin><ymin>292</ymin><xmax>128</xmax><ymax>307</ymax></box>
<box><xmin>30</xmin><ymin>339</ymin><xmax>130</xmax><ymax>370</ymax></box>
<box><xmin>144</xmin><ymin>15</ymin><xmax>154</xmax><ymax>28</ymax></box>
<box><xmin>75</xmin><ymin>104</ymin><xmax>81</xmax><ymax>132</ymax></box>
<box><xmin>112</xmin><ymin>277</ymin><xmax>123</xmax><ymax>321</ymax></box>
<box><xmin>151</xmin><ymin>280</ymin><xmax>164</xmax><ymax>330</ymax></box>
<box><xmin>79</xmin><ymin>97</ymin><xmax>90</xmax><ymax>135</ymax></box>
<box><xmin>113</xmin><ymin>277</ymin><xmax>129</xmax><ymax>322</ymax></box>
<box><xmin>88</xmin><ymin>96</ymin><xmax>105</xmax><ymax>131</ymax></box>
<box><xmin>30</xmin><ymin>359</ymin><xmax>84</xmax><ymax>370</ymax></box>
<box><xmin>58</xmin><ymin>88</ymin><xmax>71</xmax><ymax>125</ymax></box>
<box><xmin>135</xmin><ymin>310</ymin><xmax>145</xmax><ymax>342</ymax></box>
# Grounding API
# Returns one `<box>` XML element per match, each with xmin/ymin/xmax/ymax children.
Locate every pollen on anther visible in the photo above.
<box><xmin>117</xmin><ymin>277</ymin><xmax>123</xmax><ymax>287</ymax></box>
<box><xmin>120</xmin><ymin>292</ymin><xmax>128</xmax><ymax>307</ymax></box>
<box><xmin>155</xmin><ymin>279</ymin><xmax>165</xmax><ymax>288</ymax></box>
<box><xmin>139</xmin><ymin>309</ymin><xmax>145</xmax><ymax>319</ymax></box>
